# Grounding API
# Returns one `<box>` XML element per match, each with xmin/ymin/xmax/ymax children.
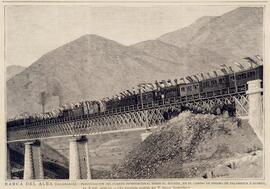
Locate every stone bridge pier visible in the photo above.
<box><xmin>23</xmin><ymin>140</ymin><xmax>44</xmax><ymax>179</ymax></box>
<box><xmin>247</xmin><ymin>79</ymin><xmax>263</xmax><ymax>143</ymax></box>
<box><xmin>69</xmin><ymin>136</ymin><xmax>91</xmax><ymax>179</ymax></box>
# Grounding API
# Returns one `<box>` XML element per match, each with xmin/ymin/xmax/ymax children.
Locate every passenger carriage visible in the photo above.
<box><xmin>229</xmin><ymin>65</ymin><xmax>263</xmax><ymax>92</ymax></box>
<box><xmin>199</xmin><ymin>75</ymin><xmax>230</xmax><ymax>98</ymax></box>
<box><xmin>179</xmin><ymin>82</ymin><xmax>200</xmax><ymax>100</ymax></box>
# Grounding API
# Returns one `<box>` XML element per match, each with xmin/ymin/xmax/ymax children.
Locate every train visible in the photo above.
<box><xmin>7</xmin><ymin>64</ymin><xmax>263</xmax><ymax>128</ymax></box>
<box><xmin>106</xmin><ymin>64</ymin><xmax>262</xmax><ymax>108</ymax></box>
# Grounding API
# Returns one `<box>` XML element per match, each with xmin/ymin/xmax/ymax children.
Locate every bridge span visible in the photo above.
<box><xmin>6</xmin><ymin>79</ymin><xmax>263</xmax><ymax>180</ymax></box>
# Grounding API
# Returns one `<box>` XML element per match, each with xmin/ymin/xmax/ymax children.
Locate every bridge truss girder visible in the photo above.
<box><xmin>182</xmin><ymin>94</ymin><xmax>248</xmax><ymax>117</ymax></box>
<box><xmin>7</xmin><ymin>93</ymin><xmax>248</xmax><ymax>142</ymax></box>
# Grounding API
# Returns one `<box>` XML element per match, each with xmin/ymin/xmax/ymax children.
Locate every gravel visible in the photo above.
<box><xmin>111</xmin><ymin>111</ymin><xmax>262</xmax><ymax>179</ymax></box>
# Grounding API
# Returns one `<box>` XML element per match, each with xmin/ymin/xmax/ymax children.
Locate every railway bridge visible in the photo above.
<box><xmin>6</xmin><ymin>79</ymin><xmax>263</xmax><ymax>180</ymax></box>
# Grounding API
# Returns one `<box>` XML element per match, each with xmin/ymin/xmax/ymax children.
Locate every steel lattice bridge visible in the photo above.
<box><xmin>7</xmin><ymin>89</ymin><xmax>250</xmax><ymax>143</ymax></box>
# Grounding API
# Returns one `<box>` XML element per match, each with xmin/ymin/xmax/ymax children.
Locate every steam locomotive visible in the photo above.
<box><xmin>7</xmin><ymin>64</ymin><xmax>263</xmax><ymax>128</ymax></box>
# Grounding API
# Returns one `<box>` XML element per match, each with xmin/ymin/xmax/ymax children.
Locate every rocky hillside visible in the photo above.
<box><xmin>132</xmin><ymin>40</ymin><xmax>228</xmax><ymax>74</ymax></box>
<box><xmin>159</xmin><ymin>7</ymin><xmax>263</xmax><ymax>63</ymax></box>
<box><xmin>158</xmin><ymin>16</ymin><xmax>215</xmax><ymax>48</ymax></box>
<box><xmin>112</xmin><ymin>112</ymin><xmax>263</xmax><ymax>179</ymax></box>
<box><xmin>6</xmin><ymin>65</ymin><xmax>25</xmax><ymax>81</ymax></box>
<box><xmin>7</xmin><ymin>7</ymin><xmax>263</xmax><ymax>118</ymax></box>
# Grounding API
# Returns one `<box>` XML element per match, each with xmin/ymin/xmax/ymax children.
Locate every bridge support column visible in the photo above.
<box><xmin>247</xmin><ymin>79</ymin><xmax>263</xmax><ymax>143</ymax></box>
<box><xmin>7</xmin><ymin>144</ymin><xmax>11</xmax><ymax>179</ymax></box>
<box><xmin>23</xmin><ymin>141</ymin><xmax>44</xmax><ymax>179</ymax></box>
<box><xmin>69</xmin><ymin>136</ymin><xmax>91</xmax><ymax>179</ymax></box>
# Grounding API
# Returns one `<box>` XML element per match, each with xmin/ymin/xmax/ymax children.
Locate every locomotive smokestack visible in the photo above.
<box><xmin>39</xmin><ymin>91</ymin><xmax>47</xmax><ymax>113</ymax></box>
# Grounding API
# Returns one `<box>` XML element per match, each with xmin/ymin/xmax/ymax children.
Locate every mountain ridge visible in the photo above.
<box><xmin>158</xmin><ymin>7</ymin><xmax>263</xmax><ymax>62</ymax></box>
<box><xmin>6</xmin><ymin>65</ymin><xmax>25</xmax><ymax>81</ymax></box>
<box><xmin>7</xmin><ymin>7</ymin><xmax>263</xmax><ymax>118</ymax></box>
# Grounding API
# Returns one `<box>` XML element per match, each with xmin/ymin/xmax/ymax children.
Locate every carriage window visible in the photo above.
<box><xmin>219</xmin><ymin>79</ymin><xmax>222</xmax><ymax>83</ymax></box>
<box><xmin>204</xmin><ymin>81</ymin><xmax>209</xmax><ymax>87</ymax></box>
<box><xmin>181</xmin><ymin>87</ymin><xmax>185</xmax><ymax>91</ymax></box>
<box><xmin>194</xmin><ymin>85</ymin><xmax>197</xmax><ymax>89</ymax></box>
<box><xmin>211</xmin><ymin>80</ymin><xmax>217</xmax><ymax>85</ymax></box>
<box><xmin>249</xmin><ymin>71</ymin><xmax>255</xmax><ymax>77</ymax></box>
<box><xmin>231</xmin><ymin>76</ymin><xmax>235</xmax><ymax>80</ymax></box>
<box><xmin>166</xmin><ymin>89</ymin><xmax>177</xmax><ymax>97</ymax></box>
<box><xmin>187</xmin><ymin>86</ymin><xmax>192</xmax><ymax>91</ymax></box>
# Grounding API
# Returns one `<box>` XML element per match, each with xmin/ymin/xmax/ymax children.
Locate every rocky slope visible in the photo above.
<box><xmin>112</xmin><ymin>112</ymin><xmax>263</xmax><ymax>179</ymax></box>
<box><xmin>159</xmin><ymin>7</ymin><xmax>263</xmax><ymax>63</ymax></box>
<box><xmin>6</xmin><ymin>65</ymin><xmax>25</xmax><ymax>81</ymax></box>
<box><xmin>132</xmin><ymin>40</ymin><xmax>228</xmax><ymax>74</ymax></box>
<box><xmin>158</xmin><ymin>16</ymin><xmax>215</xmax><ymax>48</ymax></box>
<box><xmin>7</xmin><ymin>7</ymin><xmax>263</xmax><ymax>118</ymax></box>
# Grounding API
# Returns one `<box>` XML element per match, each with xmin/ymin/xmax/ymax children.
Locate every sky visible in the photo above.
<box><xmin>5</xmin><ymin>5</ymin><xmax>237</xmax><ymax>67</ymax></box>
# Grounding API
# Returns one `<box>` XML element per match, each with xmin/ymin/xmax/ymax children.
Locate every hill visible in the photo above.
<box><xmin>158</xmin><ymin>16</ymin><xmax>215</xmax><ymax>48</ymax></box>
<box><xmin>6</xmin><ymin>7</ymin><xmax>263</xmax><ymax>118</ymax></box>
<box><xmin>132</xmin><ymin>39</ymin><xmax>228</xmax><ymax>74</ymax></box>
<box><xmin>159</xmin><ymin>7</ymin><xmax>263</xmax><ymax>63</ymax></box>
<box><xmin>6</xmin><ymin>65</ymin><xmax>25</xmax><ymax>81</ymax></box>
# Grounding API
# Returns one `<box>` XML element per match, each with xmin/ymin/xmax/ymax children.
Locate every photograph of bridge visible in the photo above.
<box><xmin>5</xmin><ymin>5</ymin><xmax>264</xmax><ymax>180</ymax></box>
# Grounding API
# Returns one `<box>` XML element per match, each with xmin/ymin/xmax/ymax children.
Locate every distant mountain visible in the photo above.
<box><xmin>7</xmin><ymin>35</ymin><xmax>183</xmax><ymax>117</ymax></box>
<box><xmin>159</xmin><ymin>7</ymin><xmax>263</xmax><ymax>63</ymax></box>
<box><xmin>159</xmin><ymin>16</ymin><xmax>216</xmax><ymax>48</ymax></box>
<box><xmin>6</xmin><ymin>65</ymin><xmax>25</xmax><ymax>81</ymax></box>
<box><xmin>6</xmin><ymin>7</ymin><xmax>263</xmax><ymax>118</ymax></box>
<box><xmin>132</xmin><ymin>39</ymin><xmax>228</xmax><ymax>74</ymax></box>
